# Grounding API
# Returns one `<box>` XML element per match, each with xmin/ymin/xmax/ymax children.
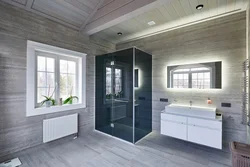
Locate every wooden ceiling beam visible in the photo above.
<box><xmin>25</xmin><ymin>0</ymin><xmax>34</xmax><ymax>10</ymax></box>
<box><xmin>83</xmin><ymin>0</ymin><xmax>173</xmax><ymax>35</ymax></box>
<box><xmin>80</xmin><ymin>0</ymin><xmax>106</xmax><ymax>31</ymax></box>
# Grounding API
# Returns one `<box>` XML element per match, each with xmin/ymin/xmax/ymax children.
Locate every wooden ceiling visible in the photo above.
<box><xmin>1</xmin><ymin>0</ymin><xmax>104</xmax><ymax>30</ymax></box>
<box><xmin>92</xmin><ymin>0</ymin><xmax>248</xmax><ymax>44</ymax></box>
<box><xmin>2</xmin><ymin>0</ymin><xmax>248</xmax><ymax>44</ymax></box>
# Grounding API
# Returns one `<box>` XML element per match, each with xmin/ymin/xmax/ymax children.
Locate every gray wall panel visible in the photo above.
<box><xmin>117</xmin><ymin>11</ymin><xmax>248</xmax><ymax>149</ymax></box>
<box><xmin>0</xmin><ymin>1</ymin><xmax>113</xmax><ymax>158</ymax></box>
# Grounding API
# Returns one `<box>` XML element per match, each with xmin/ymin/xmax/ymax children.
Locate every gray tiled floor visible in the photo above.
<box><xmin>1</xmin><ymin>131</ymin><xmax>232</xmax><ymax>167</ymax></box>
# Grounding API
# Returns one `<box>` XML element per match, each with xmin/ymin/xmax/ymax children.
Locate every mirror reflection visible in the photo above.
<box><xmin>167</xmin><ymin>61</ymin><xmax>222</xmax><ymax>89</ymax></box>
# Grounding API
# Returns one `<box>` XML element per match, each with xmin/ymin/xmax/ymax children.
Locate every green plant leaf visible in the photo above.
<box><xmin>42</xmin><ymin>95</ymin><xmax>49</xmax><ymax>100</ymax></box>
<box><xmin>72</xmin><ymin>96</ymin><xmax>78</xmax><ymax>100</ymax></box>
<box><xmin>51</xmin><ymin>99</ymin><xmax>56</xmax><ymax>105</ymax></box>
<box><xmin>63</xmin><ymin>97</ymin><xmax>71</xmax><ymax>104</ymax></box>
<box><xmin>40</xmin><ymin>100</ymin><xmax>47</xmax><ymax>106</ymax></box>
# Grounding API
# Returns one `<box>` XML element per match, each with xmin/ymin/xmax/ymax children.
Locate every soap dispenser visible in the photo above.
<box><xmin>207</xmin><ymin>97</ymin><xmax>212</xmax><ymax>105</ymax></box>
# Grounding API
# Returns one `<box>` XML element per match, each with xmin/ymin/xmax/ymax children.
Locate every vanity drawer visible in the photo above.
<box><xmin>161</xmin><ymin>120</ymin><xmax>187</xmax><ymax>140</ymax></box>
<box><xmin>161</xmin><ymin>113</ymin><xmax>187</xmax><ymax>124</ymax></box>
<box><xmin>188</xmin><ymin>117</ymin><xmax>222</xmax><ymax>130</ymax></box>
<box><xmin>188</xmin><ymin>125</ymin><xmax>222</xmax><ymax>149</ymax></box>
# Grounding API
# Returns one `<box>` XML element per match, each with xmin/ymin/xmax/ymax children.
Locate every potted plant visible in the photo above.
<box><xmin>106</xmin><ymin>93</ymin><xmax>112</xmax><ymax>99</ymax></box>
<box><xmin>115</xmin><ymin>91</ymin><xmax>123</xmax><ymax>98</ymax></box>
<box><xmin>40</xmin><ymin>85</ymin><xmax>56</xmax><ymax>107</ymax></box>
<box><xmin>63</xmin><ymin>87</ymin><xmax>78</xmax><ymax>104</ymax></box>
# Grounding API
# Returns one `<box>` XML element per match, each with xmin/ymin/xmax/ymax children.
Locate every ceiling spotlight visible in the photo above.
<box><xmin>148</xmin><ymin>21</ymin><xmax>156</xmax><ymax>26</ymax></box>
<box><xmin>117</xmin><ymin>32</ymin><xmax>123</xmax><ymax>36</ymax></box>
<box><xmin>196</xmin><ymin>4</ymin><xmax>204</xmax><ymax>10</ymax></box>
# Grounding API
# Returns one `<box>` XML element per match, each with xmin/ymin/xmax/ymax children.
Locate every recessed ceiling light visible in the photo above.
<box><xmin>117</xmin><ymin>32</ymin><xmax>123</xmax><ymax>36</ymax></box>
<box><xmin>148</xmin><ymin>21</ymin><xmax>156</xmax><ymax>26</ymax></box>
<box><xmin>196</xmin><ymin>4</ymin><xmax>204</xmax><ymax>10</ymax></box>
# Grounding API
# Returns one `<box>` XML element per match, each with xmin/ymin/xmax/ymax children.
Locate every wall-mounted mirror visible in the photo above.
<box><xmin>167</xmin><ymin>61</ymin><xmax>222</xmax><ymax>89</ymax></box>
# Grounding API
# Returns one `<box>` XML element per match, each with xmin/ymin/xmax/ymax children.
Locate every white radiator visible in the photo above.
<box><xmin>43</xmin><ymin>114</ymin><xmax>78</xmax><ymax>143</ymax></box>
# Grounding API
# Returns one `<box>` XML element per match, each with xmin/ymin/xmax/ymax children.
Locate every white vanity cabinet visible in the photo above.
<box><xmin>161</xmin><ymin>114</ymin><xmax>187</xmax><ymax>140</ymax></box>
<box><xmin>161</xmin><ymin>112</ymin><xmax>222</xmax><ymax>149</ymax></box>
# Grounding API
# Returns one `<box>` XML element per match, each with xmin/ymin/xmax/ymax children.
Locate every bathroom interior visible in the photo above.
<box><xmin>1</xmin><ymin>0</ymin><xmax>250</xmax><ymax>167</ymax></box>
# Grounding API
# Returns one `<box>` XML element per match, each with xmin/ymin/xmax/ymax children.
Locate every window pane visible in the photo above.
<box><xmin>68</xmin><ymin>61</ymin><xmax>76</xmax><ymax>74</ymax></box>
<box><xmin>37</xmin><ymin>56</ymin><xmax>46</xmax><ymax>71</ymax></box>
<box><xmin>106</xmin><ymin>67</ymin><xmax>112</xmax><ymax>95</ymax></box>
<box><xmin>204</xmin><ymin>79</ymin><xmax>210</xmax><ymax>85</ymax></box>
<box><xmin>46</xmin><ymin>58</ymin><xmax>55</xmax><ymax>72</ymax></box>
<box><xmin>192</xmin><ymin>72</ymin><xmax>211</xmax><ymax>89</ymax></box>
<box><xmin>60</xmin><ymin>73</ymin><xmax>67</xmax><ymax>99</ymax></box>
<box><xmin>47</xmin><ymin>87</ymin><xmax>55</xmax><ymax>97</ymax></box>
<box><xmin>192</xmin><ymin>73</ymin><xmax>197</xmax><ymax>79</ymax></box>
<box><xmin>183</xmin><ymin>74</ymin><xmax>188</xmax><ymax>79</ymax></box>
<box><xmin>60</xmin><ymin>60</ymin><xmax>67</xmax><ymax>73</ymax></box>
<box><xmin>68</xmin><ymin>86</ymin><xmax>76</xmax><ymax>96</ymax></box>
<box><xmin>47</xmin><ymin>72</ymin><xmax>55</xmax><ymax>87</ymax></box>
<box><xmin>115</xmin><ymin>69</ymin><xmax>121</xmax><ymax>77</ymax></box>
<box><xmin>37</xmin><ymin>72</ymin><xmax>46</xmax><ymax>87</ymax></box>
<box><xmin>204</xmin><ymin>72</ymin><xmax>210</xmax><ymax>79</ymax></box>
<box><xmin>173</xmin><ymin>74</ymin><xmax>178</xmax><ymax>79</ymax></box>
<box><xmin>115</xmin><ymin>78</ymin><xmax>122</xmax><ymax>93</ymax></box>
<box><xmin>37</xmin><ymin>88</ymin><xmax>46</xmax><ymax>103</ymax></box>
<box><xmin>172</xmin><ymin>73</ymin><xmax>189</xmax><ymax>88</ymax></box>
<box><xmin>68</xmin><ymin>74</ymin><xmax>75</xmax><ymax>88</ymax></box>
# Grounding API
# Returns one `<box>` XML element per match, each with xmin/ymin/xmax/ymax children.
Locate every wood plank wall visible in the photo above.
<box><xmin>117</xmin><ymin>11</ymin><xmax>248</xmax><ymax>149</ymax></box>
<box><xmin>0</xmin><ymin>1</ymin><xmax>114</xmax><ymax>158</ymax></box>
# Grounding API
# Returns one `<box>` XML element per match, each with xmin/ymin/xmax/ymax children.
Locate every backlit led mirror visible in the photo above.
<box><xmin>167</xmin><ymin>61</ymin><xmax>222</xmax><ymax>89</ymax></box>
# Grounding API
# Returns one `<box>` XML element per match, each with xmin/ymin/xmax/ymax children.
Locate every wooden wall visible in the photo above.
<box><xmin>117</xmin><ymin>12</ymin><xmax>248</xmax><ymax>149</ymax></box>
<box><xmin>0</xmin><ymin>1</ymin><xmax>114</xmax><ymax>158</ymax></box>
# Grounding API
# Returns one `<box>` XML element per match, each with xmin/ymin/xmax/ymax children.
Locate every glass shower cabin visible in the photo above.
<box><xmin>95</xmin><ymin>48</ymin><xmax>152</xmax><ymax>143</ymax></box>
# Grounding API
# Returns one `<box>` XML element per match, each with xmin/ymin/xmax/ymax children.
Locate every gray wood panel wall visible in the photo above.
<box><xmin>247</xmin><ymin>1</ymin><xmax>250</xmax><ymax>144</ymax></box>
<box><xmin>117</xmin><ymin>12</ymin><xmax>249</xmax><ymax>149</ymax></box>
<box><xmin>0</xmin><ymin>1</ymin><xmax>114</xmax><ymax>158</ymax></box>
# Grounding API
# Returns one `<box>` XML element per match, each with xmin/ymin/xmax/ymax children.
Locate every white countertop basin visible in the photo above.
<box><xmin>165</xmin><ymin>104</ymin><xmax>216</xmax><ymax>119</ymax></box>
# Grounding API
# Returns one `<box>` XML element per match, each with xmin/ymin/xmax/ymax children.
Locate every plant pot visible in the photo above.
<box><xmin>72</xmin><ymin>98</ymin><xmax>78</xmax><ymax>104</ymax></box>
<box><xmin>45</xmin><ymin>101</ymin><xmax>52</xmax><ymax>108</ymax></box>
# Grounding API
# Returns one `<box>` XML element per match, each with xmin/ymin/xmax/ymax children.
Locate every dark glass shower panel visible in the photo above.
<box><xmin>95</xmin><ymin>53</ymin><xmax>113</xmax><ymax>136</ymax></box>
<box><xmin>95</xmin><ymin>48</ymin><xmax>134</xmax><ymax>143</ymax></box>
<box><xmin>134</xmin><ymin>48</ymin><xmax>152</xmax><ymax>143</ymax></box>
<box><xmin>111</xmin><ymin>49</ymin><xmax>134</xmax><ymax>143</ymax></box>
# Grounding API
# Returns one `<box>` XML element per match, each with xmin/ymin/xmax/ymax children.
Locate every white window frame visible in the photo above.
<box><xmin>26</xmin><ymin>41</ymin><xmax>86</xmax><ymax>117</ymax></box>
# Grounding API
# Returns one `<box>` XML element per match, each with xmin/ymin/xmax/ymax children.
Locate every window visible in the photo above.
<box><xmin>59</xmin><ymin>59</ymin><xmax>77</xmax><ymax>100</ymax></box>
<box><xmin>173</xmin><ymin>73</ymin><xmax>189</xmax><ymax>88</ymax></box>
<box><xmin>115</xmin><ymin>68</ymin><xmax>122</xmax><ymax>94</ymax></box>
<box><xmin>105</xmin><ymin>65</ymin><xmax>123</xmax><ymax>99</ymax></box>
<box><xmin>37</xmin><ymin>55</ymin><xmax>55</xmax><ymax>104</ymax></box>
<box><xmin>192</xmin><ymin>72</ymin><xmax>210</xmax><ymax>89</ymax></box>
<box><xmin>171</xmin><ymin>67</ymin><xmax>211</xmax><ymax>89</ymax></box>
<box><xmin>26</xmin><ymin>41</ymin><xmax>86</xmax><ymax>117</ymax></box>
<box><xmin>106</xmin><ymin>67</ymin><xmax>112</xmax><ymax>95</ymax></box>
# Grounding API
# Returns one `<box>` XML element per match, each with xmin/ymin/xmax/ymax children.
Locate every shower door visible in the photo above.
<box><xmin>96</xmin><ymin>48</ymin><xmax>134</xmax><ymax>143</ymax></box>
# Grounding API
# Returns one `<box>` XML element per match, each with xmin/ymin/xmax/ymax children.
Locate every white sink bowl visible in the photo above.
<box><xmin>165</xmin><ymin>104</ymin><xmax>216</xmax><ymax>119</ymax></box>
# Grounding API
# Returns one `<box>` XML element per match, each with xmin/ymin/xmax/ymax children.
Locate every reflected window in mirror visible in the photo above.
<box><xmin>105</xmin><ymin>66</ymin><xmax>124</xmax><ymax>99</ymax></box>
<box><xmin>115</xmin><ymin>68</ymin><xmax>122</xmax><ymax>94</ymax></box>
<box><xmin>106</xmin><ymin>67</ymin><xmax>112</xmax><ymax>95</ymax></box>
<box><xmin>168</xmin><ymin>62</ymin><xmax>221</xmax><ymax>89</ymax></box>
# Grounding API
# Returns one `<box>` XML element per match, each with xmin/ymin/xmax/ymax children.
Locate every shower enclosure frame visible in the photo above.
<box><xmin>95</xmin><ymin>47</ymin><xmax>152</xmax><ymax>144</ymax></box>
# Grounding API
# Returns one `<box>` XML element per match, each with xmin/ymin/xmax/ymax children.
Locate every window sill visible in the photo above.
<box><xmin>26</xmin><ymin>103</ymin><xmax>86</xmax><ymax>117</ymax></box>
